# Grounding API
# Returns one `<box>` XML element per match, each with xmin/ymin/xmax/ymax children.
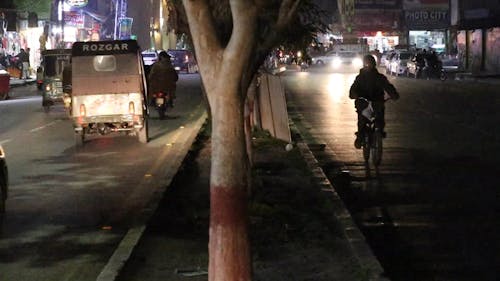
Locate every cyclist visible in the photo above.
<box><xmin>349</xmin><ymin>54</ymin><xmax>400</xmax><ymax>149</ymax></box>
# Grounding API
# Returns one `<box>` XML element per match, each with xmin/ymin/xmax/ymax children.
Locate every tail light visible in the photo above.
<box><xmin>129</xmin><ymin>101</ymin><xmax>135</xmax><ymax>115</ymax></box>
<box><xmin>79</xmin><ymin>104</ymin><xmax>86</xmax><ymax>117</ymax></box>
<box><xmin>155</xmin><ymin>92</ymin><xmax>165</xmax><ymax>98</ymax></box>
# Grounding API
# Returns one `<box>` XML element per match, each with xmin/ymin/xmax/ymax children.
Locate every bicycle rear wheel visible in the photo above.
<box><xmin>362</xmin><ymin>134</ymin><xmax>371</xmax><ymax>162</ymax></box>
<box><xmin>371</xmin><ymin>130</ymin><xmax>383</xmax><ymax>166</ymax></box>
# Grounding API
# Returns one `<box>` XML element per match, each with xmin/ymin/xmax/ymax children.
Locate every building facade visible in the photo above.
<box><xmin>452</xmin><ymin>0</ymin><xmax>500</xmax><ymax>73</ymax></box>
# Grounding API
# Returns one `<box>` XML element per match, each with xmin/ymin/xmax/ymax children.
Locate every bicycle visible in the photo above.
<box><xmin>357</xmin><ymin>97</ymin><xmax>384</xmax><ymax>167</ymax></box>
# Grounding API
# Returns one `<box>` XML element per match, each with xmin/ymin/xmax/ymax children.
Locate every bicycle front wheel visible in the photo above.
<box><xmin>371</xmin><ymin>131</ymin><xmax>383</xmax><ymax>166</ymax></box>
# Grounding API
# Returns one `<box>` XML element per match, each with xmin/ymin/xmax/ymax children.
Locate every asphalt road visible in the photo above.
<box><xmin>283</xmin><ymin>66</ymin><xmax>499</xmax><ymax>281</ymax></box>
<box><xmin>0</xmin><ymin>74</ymin><xmax>206</xmax><ymax>281</ymax></box>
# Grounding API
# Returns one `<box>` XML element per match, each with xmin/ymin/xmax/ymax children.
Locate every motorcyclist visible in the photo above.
<box><xmin>424</xmin><ymin>50</ymin><xmax>442</xmax><ymax>79</ymax></box>
<box><xmin>349</xmin><ymin>55</ymin><xmax>400</xmax><ymax>149</ymax></box>
<box><xmin>148</xmin><ymin>51</ymin><xmax>178</xmax><ymax>107</ymax></box>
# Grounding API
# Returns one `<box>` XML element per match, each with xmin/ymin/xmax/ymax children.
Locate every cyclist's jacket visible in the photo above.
<box><xmin>349</xmin><ymin>68</ymin><xmax>399</xmax><ymax>102</ymax></box>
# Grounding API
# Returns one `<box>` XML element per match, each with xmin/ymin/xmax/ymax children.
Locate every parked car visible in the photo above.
<box><xmin>382</xmin><ymin>51</ymin><xmax>396</xmax><ymax>74</ymax></box>
<box><xmin>389</xmin><ymin>51</ymin><xmax>413</xmax><ymax>76</ymax></box>
<box><xmin>167</xmin><ymin>49</ymin><xmax>199</xmax><ymax>74</ymax></box>
<box><xmin>0</xmin><ymin>145</ymin><xmax>8</xmax><ymax>213</ymax></box>
<box><xmin>310</xmin><ymin>51</ymin><xmax>337</xmax><ymax>66</ymax></box>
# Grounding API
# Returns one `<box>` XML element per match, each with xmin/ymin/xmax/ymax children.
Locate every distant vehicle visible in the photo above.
<box><xmin>330</xmin><ymin>51</ymin><xmax>363</xmax><ymax>71</ymax></box>
<box><xmin>40</xmin><ymin>49</ymin><xmax>72</xmax><ymax>112</ymax></box>
<box><xmin>389</xmin><ymin>51</ymin><xmax>413</xmax><ymax>76</ymax></box>
<box><xmin>142</xmin><ymin>50</ymin><xmax>158</xmax><ymax>76</ymax></box>
<box><xmin>141</xmin><ymin>50</ymin><xmax>158</xmax><ymax>66</ymax></box>
<box><xmin>311</xmin><ymin>51</ymin><xmax>337</xmax><ymax>66</ymax></box>
<box><xmin>167</xmin><ymin>49</ymin><xmax>199</xmax><ymax>74</ymax></box>
<box><xmin>406</xmin><ymin>53</ymin><xmax>425</xmax><ymax>78</ymax></box>
<box><xmin>0</xmin><ymin>145</ymin><xmax>8</xmax><ymax>213</ymax></box>
<box><xmin>381</xmin><ymin>51</ymin><xmax>396</xmax><ymax>74</ymax></box>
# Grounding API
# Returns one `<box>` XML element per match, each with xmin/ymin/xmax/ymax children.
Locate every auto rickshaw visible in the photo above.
<box><xmin>70</xmin><ymin>40</ymin><xmax>149</xmax><ymax>145</ymax></box>
<box><xmin>40</xmin><ymin>49</ymin><xmax>72</xmax><ymax>112</ymax></box>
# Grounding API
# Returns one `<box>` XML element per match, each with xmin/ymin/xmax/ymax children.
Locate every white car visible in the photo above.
<box><xmin>311</xmin><ymin>51</ymin><xmax>338</xmax><ymax>66</ymax></box>
<box><xmin>330</xmin><ymin>51</ymin><xmax>363</xmax><ymax>71</ymax></box>
<box><xmin>389</xmin><ymin>51</ymin><xmax>413</xmax><ymax>76</ymax></box>
<box><xmin>141</xmin><ymin>50</ymin><xmax>159</xmax><ymax>66</ymax></box>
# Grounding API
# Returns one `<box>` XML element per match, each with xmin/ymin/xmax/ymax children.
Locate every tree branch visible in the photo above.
<box><xmin>223</xmin><ymin>0</ymin><xmax>258</xmax><ymax>78</ymax></box>
<box><xmin>182</xmin><ymin>0</ymin><xmax>223</xmax><ymax>71</ymax></box>
<box><xmin>277</xmin><ymin>0</ymin><xmax>300</xmax><ymax>29</ymax></box>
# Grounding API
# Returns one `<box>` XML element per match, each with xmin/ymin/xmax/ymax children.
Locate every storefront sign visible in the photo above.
<box><xmin>72</xmin><ymin>40</ymin><xmax>139</xmax><ymax>56</ymax></box>
<box><xmin>352</xmin><ymin>10</ymin><xmax>400</xmax><ymax>32</ymax></box>
<box><xmin>405</xmin><ymin>10</ymin><xmax>449</xmax><ymax>29</ymax></box>
<box><xmin>458</xmin><ymin>0</ymin><xmax>500</xmax><ymax>29</ymax></box>
<box><xmin>64</xmin><ymin>11</ymin><xmax>84</xmax><ymax>27</ymax></box>
<box><xmin>355</xmin><ymin>0</ymin><xmax>399</xmax><ymax>10</ymax></box>
<box><xmin>65</xmin><ymin>0</ymin><xmax>88</xmax><ymax>8</ymax></box>
<box><xmin>403</xmin><ymin>0</ymin><xmax>448</xmax><ymax>10</ymax></box>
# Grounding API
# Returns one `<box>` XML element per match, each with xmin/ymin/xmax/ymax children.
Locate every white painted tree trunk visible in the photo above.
<box><xmin>209</xmin><ymin>86</ymin><xmax>251</xmax><ymax>281</ymax></box>
<box><xmin>182</xmin><ymin>1</ymin><xmax>301</xmax><ymax>280</ymax></box>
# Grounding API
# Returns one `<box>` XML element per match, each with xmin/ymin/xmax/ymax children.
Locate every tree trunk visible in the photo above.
<box><xmin>209</xmin><ymin>88</ymin><xmax>251</xmax><ymax>281</ymax></box>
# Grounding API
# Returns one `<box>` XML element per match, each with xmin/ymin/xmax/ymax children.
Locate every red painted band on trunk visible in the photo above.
<box><xmin>211</xmin><ymin>186</ymin><xmax>248</xmax><ymax>227</ymax></box>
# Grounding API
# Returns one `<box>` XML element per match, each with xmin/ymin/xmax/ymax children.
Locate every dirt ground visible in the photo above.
<box><xmin>118</xmin><ymin>132</ymin><xmax>365</xmax><ymax>281</ymax></box>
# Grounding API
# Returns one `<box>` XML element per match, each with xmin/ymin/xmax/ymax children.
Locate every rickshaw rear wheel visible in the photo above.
<box><xmin>138</xmin><ymin>119</ymin><xmax>149</xmax><ymax>143</ymax></box>
<box><xmin>0</xmin><ymin>92</ymin><xmax>8</xmax><ymax>101</ymax></box>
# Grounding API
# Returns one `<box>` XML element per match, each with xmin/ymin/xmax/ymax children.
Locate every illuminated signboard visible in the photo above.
<box><xmin>65</xmin><ymin>0</ymin><xmax>88</xmax><ymax>8</ymax></box>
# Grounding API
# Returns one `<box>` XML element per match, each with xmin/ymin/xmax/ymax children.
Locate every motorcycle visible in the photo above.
<box><xmin>153</xmin><ymin>91</ymin><xmax>172</xmax><ymax>119</ymax></box>
<box><xmin>423</xmin><ymin>59</ymin><xmax>446</xmax><ymax>81</ymax></box>
<box><xmin>300</xmin><ymin>61</ymin><xmax>309</xmax><ymax>72</ymax></box>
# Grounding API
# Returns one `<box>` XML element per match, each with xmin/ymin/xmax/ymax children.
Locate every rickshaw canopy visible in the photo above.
<box><xmin>71</xmin><ymin>40</ymin><xmax>146</xmax><ymax>96</ymax></box>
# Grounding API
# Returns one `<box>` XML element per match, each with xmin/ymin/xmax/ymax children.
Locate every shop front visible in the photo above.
<box><xmin>403</xmin><ymin>0</ymin><xmax>450</xmax><ymax>53</ymax></box>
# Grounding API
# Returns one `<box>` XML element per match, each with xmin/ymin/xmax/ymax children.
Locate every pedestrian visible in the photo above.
<box><xmin>148</xmin><ymin>51</ymin><xmax>178</xmax><ymax>107</ymax></box>
<box><xmin>349</xmin><ymin>54</ymin><xmax>400</xmax><ymax>149</ymax></box>
<box><xmin>16</xmin><ymin>48</ymin><xmax>30</xmax><ymax>79</ymax></box>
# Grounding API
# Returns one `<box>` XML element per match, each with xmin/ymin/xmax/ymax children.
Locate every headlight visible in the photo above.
<box><xmin>0</xmin><ymin>145</ymin><xmax>5</xmax><ymax>158</ymax></box>
<box><xmin>332</xmin><ymin>58</ymin><xmax>341</xmax><ymax>68</ymax></box>
<box><xmin>353</xmin><ymin>58</ymin><xmax>363</xmax><ymax>68</ymax></box>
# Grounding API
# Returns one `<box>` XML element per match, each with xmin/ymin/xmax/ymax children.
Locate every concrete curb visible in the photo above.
<box><xmin>290</xmin><ymin>121</ymin><xmax>389</xmax><ymax>281</ymax></box>
<box><xmin>96</xmin><ymin>110</ymin><xmax>208</xmax><ymax>281</ymax></box>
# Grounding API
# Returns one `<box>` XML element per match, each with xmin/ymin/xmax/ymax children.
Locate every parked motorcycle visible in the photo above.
<box><xmin>153</xmin><ymin>91</ymin><xmax>172</xmax><ymax>119</ymax></box>
<box><xmin>423</xmin><ymin>59</ymin><xmax>446</xmax><ymax>81</ymax></box>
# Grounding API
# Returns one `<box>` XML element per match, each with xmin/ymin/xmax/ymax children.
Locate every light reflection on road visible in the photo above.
<box><xmin>324</xmin><ymin>73</ymin><xmax>357</xmax><ymax>103</ymax></box>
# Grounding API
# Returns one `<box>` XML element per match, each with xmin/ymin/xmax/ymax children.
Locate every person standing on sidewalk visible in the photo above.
<box><xmin>16</xmin><ymin>48</ymin><xmax>30</xmax><ymax>79</ymax></box>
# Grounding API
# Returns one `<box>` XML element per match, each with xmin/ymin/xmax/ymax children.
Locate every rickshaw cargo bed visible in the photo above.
<box><xmin>72</xmin><ymin>75</ymin><xmax>142</xmax><ymax>95</ymax></box>
<box><xmin>71</xmin><ymin>93</ymin><xmax>144</xmax><ymax>118</ymax></box>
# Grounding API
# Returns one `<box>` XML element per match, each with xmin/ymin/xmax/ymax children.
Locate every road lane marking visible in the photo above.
<box><xmin>0</xmin><ymin>139</ymin><xmax>11</xmax><ymax>145</ymax></box>
<box><xmin>29</xmin><ymin>120</ymin><xmax>61</xmax><ymax>133</ymax></box>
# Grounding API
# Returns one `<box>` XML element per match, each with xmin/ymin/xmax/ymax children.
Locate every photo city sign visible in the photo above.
<box><xmin>405</xmin><ymin>9</ymin><xmax>450</xmax><ymax>29</ymax></box>
<box><xmin>65</xmin><ymin>0</ymin><xmax>88</xmax><ymax>8</ymax></box>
